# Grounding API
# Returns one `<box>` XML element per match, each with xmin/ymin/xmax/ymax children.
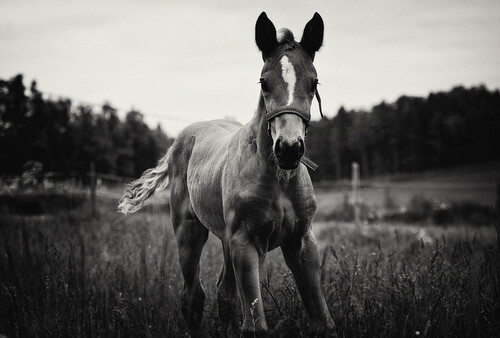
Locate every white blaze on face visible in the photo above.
<box><xmin>280</xmin><ymin>55</ymin><xmax>296</xmax><ymax>106</ymax></box>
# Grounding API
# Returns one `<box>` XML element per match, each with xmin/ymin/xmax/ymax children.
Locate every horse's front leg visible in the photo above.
<box><xmin>282</xmin><ymin>230</ymin><xmax>337</xmax><ymax>336</ymax></box>
<box><xmin>230</xmin><ymin>227</ymin><xmax>268</xmax><ymax>336</ymax></box>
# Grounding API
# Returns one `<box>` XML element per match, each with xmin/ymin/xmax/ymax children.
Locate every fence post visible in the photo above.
<box><xmin>89</xmin><ymin>161</ymin><xmax>96</xmax><ymax>219</ymax></box>
<box><xmin>496</xmin><ymin>181</ymin><xmax>499</xmax><ymax>214</ymax></box>
<box><xmin>352</xmin><ymin>162</ymin><xmax>360</xmax><ymax>224</ymax></box>
<box><xmin>495</xmin><ymin>181</ymin><xmax>500</xmax><ymax>223</ymax></box>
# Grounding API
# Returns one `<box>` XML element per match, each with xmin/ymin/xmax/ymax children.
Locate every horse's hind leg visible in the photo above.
<box><xmin>171</xmin><ymin>199</ymin><xmax>209</xmax><ymax>331</ymax></box>
<box><xmin>216</xmin><ymin>241</ymin><xmax>240</xmax><ymax>331</ymax></box>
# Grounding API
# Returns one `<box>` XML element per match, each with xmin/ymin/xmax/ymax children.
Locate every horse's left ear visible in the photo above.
<box><xmin>300</xmin><ymin>13</ymin><xmax>324</xmax><ymax>61</ymax></box>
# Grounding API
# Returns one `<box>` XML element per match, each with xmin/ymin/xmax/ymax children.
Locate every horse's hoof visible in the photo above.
<box><xmin>309</xmin><ymin>318</ymin><xmax>337</xmax><ymax>338</ymax></box>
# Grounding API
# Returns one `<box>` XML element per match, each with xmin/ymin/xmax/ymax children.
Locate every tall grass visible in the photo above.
<box><xmin>316</xmin><ymin>221</ymin><xmax>500</xmax><ymax>337</ymax></box>
<box><xmin>0</xmin><ymin>197</ymin><xmax>499</xmax><ymax>337</ymax></box>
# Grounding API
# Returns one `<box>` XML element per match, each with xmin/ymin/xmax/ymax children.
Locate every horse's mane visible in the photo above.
<box><xmin>277</xmin><ymin>28</ymin><xmax>298</xmax><ymax>50</ymax></box>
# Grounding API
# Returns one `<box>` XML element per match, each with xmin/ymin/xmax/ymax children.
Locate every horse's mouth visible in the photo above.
<box><xmin>274</xmin><ymin>143</ymin><xmax>304</xmax><ymax>170</ymax></box>
<box><xmin>273</xmin><ymin>135</ymin><xmax>305</xmax><ymax>171</ymax></box>
<box><xmin>276</xmin><ymin>157</ymin><xmax>301</xmax><ymax>170</ymax></box>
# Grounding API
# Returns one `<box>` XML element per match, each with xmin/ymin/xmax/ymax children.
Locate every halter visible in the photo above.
<box><xmin>265</xmin><ymin>87</ymin><xmax>324</xmax><ymax>123</ymax></box>
<box><xmin>266</xmin><ymin>88</ymin><xmax>324</xmax><ymax>171</ymax></box>
<box><xmin>266</xmin><ymin>105</ymin><xmax>310</xmax><ymax>123</ymax></box>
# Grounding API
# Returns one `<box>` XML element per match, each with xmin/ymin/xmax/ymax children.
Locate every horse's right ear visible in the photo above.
<box><xmin>255</xmin><ymin>12</ymin><xmax>278</xmax><ymax>61</ymax></box>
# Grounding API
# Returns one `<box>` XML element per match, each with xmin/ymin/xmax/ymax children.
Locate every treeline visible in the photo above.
<box><xmin>0</xmin><ymin>74</ymin><xmax>173</xmax><ymax>178</ymax></box>
<box><xmin>1</xmin><ymin>74</ymin><xmax>499</xmax><ymax>182</ymax></box>
<box><xmin>307</xmin><ymin>85</ymin><xmax>500</xmax><ymax>180</ymax></box>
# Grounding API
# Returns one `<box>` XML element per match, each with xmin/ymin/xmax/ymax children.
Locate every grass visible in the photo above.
<box><xmin>0</xmin><ymin>193</ymin><xmax>499</xmax><ymax>337</ymax></box>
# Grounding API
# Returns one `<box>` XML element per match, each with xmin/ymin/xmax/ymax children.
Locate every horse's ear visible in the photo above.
<box><xmin>300</xmin><ymin>12</ymin><xmax>324</xmax><ymax>61</ymax></box>
<box><xmin>255</xmin><ymin>12</ymin><xmax>278</xmax><ymax>61</ymax></box>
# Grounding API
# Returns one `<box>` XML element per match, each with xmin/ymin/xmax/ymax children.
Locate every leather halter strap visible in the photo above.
<box><xmin>266</xmin><ymin>87</ymin><xmax>324</xmax><ymax>122</ymax></box>
<box><xmin>266</xmin><ymin>105</ymin><xmax>310</xmax><ymax>122</ymax></box>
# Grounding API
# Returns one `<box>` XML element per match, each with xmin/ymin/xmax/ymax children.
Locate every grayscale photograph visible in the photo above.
<box><xmin>0</xmin><ymin>1</ymin><xmax>499</xmax><ymax>337</ymax></box>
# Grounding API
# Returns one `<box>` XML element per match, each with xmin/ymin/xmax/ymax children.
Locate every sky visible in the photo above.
<box><xmin>1</xmin><ymin>0</ymin><xmax>499</xmax><ymax>136</ymax></box>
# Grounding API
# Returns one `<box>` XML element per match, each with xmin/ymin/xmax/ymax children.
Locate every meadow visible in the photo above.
<box><xmin>0</xmin><ymin>184</ymin><xmax>499</xmax><ymax>337</ymax></box>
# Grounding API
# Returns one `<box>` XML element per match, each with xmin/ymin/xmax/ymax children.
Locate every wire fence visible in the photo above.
<box><xmin>315</xmin><ymin>179</ymin><xmax>497</xmax><ymax>207</ymax></box>
<box><xmin>1</xmin><ymin>161</ymin><xmax>498</xmax><ymax>222</ymax></box>
<box><xmin>313</xmin><ymin>162</ymin><xmax>500</xmax><ymax>225</ymax></box>
<box><xmin>0</xmin><ymin>166</ymin><xmax>169</xmax><ymax>218</ymax></box>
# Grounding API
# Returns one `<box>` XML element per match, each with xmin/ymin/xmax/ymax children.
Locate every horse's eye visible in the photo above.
<box><xmin>260</xmin><ymin>78</ymin><xmax>269</xmax><ymax>92</ymax></box>
<box><xmin>311</xmin><ymin>79</ymin><xmax>318</xmax><ymax>92</ymax></box>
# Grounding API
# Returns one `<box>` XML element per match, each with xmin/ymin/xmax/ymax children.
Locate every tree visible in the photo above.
<box><xmin>0</xmin><ymin>74</ymin><xmax>29</xmax><ymax>173</ymax></box>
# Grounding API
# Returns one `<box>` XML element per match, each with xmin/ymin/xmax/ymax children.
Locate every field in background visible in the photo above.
<box><xmin>315</xmin><ymin>162</ymin><xmax>499</xmax><ymax>223</ymax></box>
<box><xmin>1</xmin><ymin>162</ymin><xmax>498</xmax><ymax>221</ymax></box>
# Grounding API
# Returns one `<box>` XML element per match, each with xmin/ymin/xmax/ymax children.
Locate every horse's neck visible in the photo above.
<box><xmin>248</xmin><ymin>95</ymin><xmax>297</xmax><ymax>183</ymax></box>
<box><xmin>250</xmin><ymin>95</ymin><xmax>273</xmax><ymax>161</ymax></box>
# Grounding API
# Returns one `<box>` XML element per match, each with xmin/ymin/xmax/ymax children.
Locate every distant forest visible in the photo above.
<box><xmin>307</xmin><ymin>84</ymin><xmax>500</xmax><ymax>181</ymax></box>
<box><xmin>0</xmin><ymin>74</ymin><xmax>173</xmax><ymax>178</ymax></box>
<box><xmin>1</xmin><ymin>74</ymin><xmax>499</xmax><ymax>181</ymax></box>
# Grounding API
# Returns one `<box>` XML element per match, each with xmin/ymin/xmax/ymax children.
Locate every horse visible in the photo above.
<box><xmin>118</xmin><ymin>12</ymin><xmax>336</xmax><ymax>336</ymax></box>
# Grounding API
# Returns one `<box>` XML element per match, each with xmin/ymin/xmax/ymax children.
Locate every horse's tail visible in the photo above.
<box><xmin>118</xmin><ymin>149</ymin><xmax>171</xmax><ymax>214</ymax></box>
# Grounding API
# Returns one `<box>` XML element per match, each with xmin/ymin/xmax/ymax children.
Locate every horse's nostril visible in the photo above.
<box><xmin>273</xmin><ymin>137</ymin><xmax>304</xmax><ymax>169</ymax></box>
<box><xmin>274</xmin><ymin>137</ymin><xmax>304</xmax><ymax>161</ymax></box>
<box><xmin>274</xmin><ymin>136</ymin><xmax>284</xmax><ymax>154</ymax></box>
<box><xmin>298</xmin><ymin>138</ymin><xmax>305</xmax><ymax>157</ymax></box>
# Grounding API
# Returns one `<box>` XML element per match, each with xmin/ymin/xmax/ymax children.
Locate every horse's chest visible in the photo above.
<box><xmin>272</xmin><ymin>191</ymin><xmax>312</xmax><ymax>246</ymax></box>
<box><xmin>226</xmin><ymin>186</ymin><xmax>310</xmax><ymax>248</ymax></box>
<box><xmin>274</xmin><ymin>193</ymin><xmax>297</xmax><ymax>230</ymax></box>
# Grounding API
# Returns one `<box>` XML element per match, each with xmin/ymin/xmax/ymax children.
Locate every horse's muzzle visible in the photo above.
<box><xmin>274</xmin><ymin>136</ymin><xmax>305</xmax><ymax>169</ymax></box>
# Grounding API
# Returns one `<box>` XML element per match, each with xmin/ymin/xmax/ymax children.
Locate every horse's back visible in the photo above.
<box><xmin>169</xmin><ymin>119</ymin><xmax>241</xmax><ymax>167</ymax></box>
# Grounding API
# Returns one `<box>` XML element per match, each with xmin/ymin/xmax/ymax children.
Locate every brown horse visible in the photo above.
<box><xmin>118</xmin><ymin>12</ymin><xmax>336</xmax><ymax>336</ymax></box>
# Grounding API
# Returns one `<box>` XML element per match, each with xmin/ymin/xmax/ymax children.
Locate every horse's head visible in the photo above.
<box><xmin>256</xmin><ymin>12</ymin><xmax>324</xmax><ymax>170</ymax></box>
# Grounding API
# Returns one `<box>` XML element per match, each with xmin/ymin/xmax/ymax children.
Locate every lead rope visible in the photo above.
<box><xmin>300</xmin><ymin>88</ymin><xmax>323</xmax><ymax>171</ymax></box>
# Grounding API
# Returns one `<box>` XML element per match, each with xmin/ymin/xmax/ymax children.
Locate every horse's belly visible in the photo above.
<box><xmin>190</xmin><ymin>192</ymin><xmax>225</xmax><ymax>238</ymax></box>
<box><xmin>186</xmin><ymin>148</ymin><xmax>227</xmax><ymax>239</ymax></box>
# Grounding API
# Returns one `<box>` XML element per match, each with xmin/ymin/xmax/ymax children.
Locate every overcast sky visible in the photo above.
<box><xmin>1</xmin><ymin>0</ymin><xmax>499</xmax><ymax>136</ymax></box>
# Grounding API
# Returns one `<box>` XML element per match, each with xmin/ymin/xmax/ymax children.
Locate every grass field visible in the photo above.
<box><xmin>316</xmin><ymin>162</ymin><xmax>500</xmax><ymax>204</ymax></box>
<box><xmin>314</xmin><ymin>162</ymin><xmax>500</xmax><ymax>224</ymax></box>
<box><xmin>1</xmin><ymin>187</ymin><xmax>499</xmax><ymax>337</ymax></box>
